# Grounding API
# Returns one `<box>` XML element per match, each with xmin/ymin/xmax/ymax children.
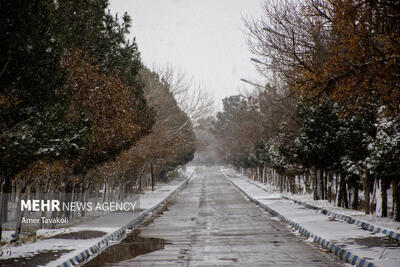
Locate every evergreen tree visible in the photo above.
<box><xmin>368</xmin><ymin>107</ymin><xmax>400</xmax><ymax>220</ymax></box>
<box><xmin>293</xmin><ymin>100</ymin><xmax>342</xmax><ymax>173</ymax></box>
<box><xmin>0</xmin><ymin>0</ymin><xmax>89</xmax><ymax>239</ymax></box>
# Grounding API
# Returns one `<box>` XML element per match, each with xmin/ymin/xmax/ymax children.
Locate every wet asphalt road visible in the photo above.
<box><xmin>100</xmin><ymin>167</ymin><xmax>343</xmax><ymax>266</ymax></box>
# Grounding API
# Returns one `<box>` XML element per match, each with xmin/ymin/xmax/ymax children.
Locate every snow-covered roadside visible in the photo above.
<box><xmin>222</xmin><ymin>168</ymin><xmax>400</xmax><ymax>267</ymax></box>
<box><xmin>228</xmin><ymin>168</ymin><xmax>400</xmax><ymax>239</ymax></box>
<box><xmin>0</xmin><ymin>167</ymin><xmax>195</xmax><ymax>267</ymax></box>
<box><xmin>269</xmin><ymin>185</ymin><xmax>398</xmax><ymax>233</ymax></box>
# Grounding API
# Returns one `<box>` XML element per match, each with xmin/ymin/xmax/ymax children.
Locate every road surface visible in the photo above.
<box><xmin>88</xmin><ymin>167</ymin><xmax>342</xmax><ymax>266</ymax></box>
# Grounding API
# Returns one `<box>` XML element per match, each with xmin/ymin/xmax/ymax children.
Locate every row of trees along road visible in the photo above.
<box><xmin>212</xmin><ymin>0</ymin><xmax>400</xmax><ymax>221</ymax></box>
<box><xmin>0</xmin><ymin>0</ymin><xmax>212</xmax><ymax>242</ymax></box>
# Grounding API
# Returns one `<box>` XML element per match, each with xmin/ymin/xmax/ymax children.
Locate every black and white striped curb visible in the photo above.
<box><xmin>57</xmin><ymin>173</ymin><xmax>194</xmax><ymax>267</ymax></box>
<box><xmin>241</xmin><ymin>176</ymin><xmax>400</xmax><ymax>243</ymax></box>
<box><xmin>223</xmin><ymin>174</ymin><xmax>376</xmax><ymax>267</ymax></box>
<box><xmin>280</xmin><ymin>195</ymin><xmax>400</xmax><ymax>242</ymax></box>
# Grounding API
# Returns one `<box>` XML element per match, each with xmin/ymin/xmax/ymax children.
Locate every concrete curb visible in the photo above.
<box><xmin>223</xmin><ymin>174</ymin><xmax>375</xmax><ymax>267</ymax></box>
<box><xmin>57</xmin><ymin>172</ymin><xmax>194</xmax><ymax>267</ymax></box>
<box><xmin>281</xmin><ymin>196</ymin><xmax>400</xmax><ymax>242</ymax></box>
<box><xmin>244</xmin><ymin>177</ymin><xmax>400</xmax><ymax>242</ymax></box>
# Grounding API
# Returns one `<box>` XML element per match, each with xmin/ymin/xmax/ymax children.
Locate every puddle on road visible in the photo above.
<box><xmin>84</xmin><ymin>230</ymin><xmax>167</xmax><ymax>266</ymax></box>
<box><xmin>51</xmin><ymin>230</ymin><xmax>107</xmax><ymax>239</ymax></box>
<box><xmin>219</xmin><ymin>257</ymin><xmax>238</xmax><ymax>262</ymax></box>
<box><xmin>0</xmin><ymin>249</ymin><xmax>72</xmax><ymax>267</ymax></box>
<box><xmin>346</xmin><ymin>236</ymin><xmax>400</xmax><ymax>248</ymax></box>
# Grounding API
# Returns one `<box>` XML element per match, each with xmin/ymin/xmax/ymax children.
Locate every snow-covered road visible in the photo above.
<box><xmin>88</xmin><ymin>166</ymin><xmax>342</xmax><ymax>266</ymax></box>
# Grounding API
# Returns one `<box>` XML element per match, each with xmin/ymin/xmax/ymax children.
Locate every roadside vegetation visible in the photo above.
<box><xmin>211</xmin><ymin>0</ymin><xmax>400</xmax><ymax>221</ymax></box>
<box><xmin>0</xmin><ymin>0</ymin><xmax>213</xmax><ymax>242</ymax></box>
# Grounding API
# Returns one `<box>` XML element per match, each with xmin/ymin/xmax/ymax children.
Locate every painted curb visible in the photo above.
<box><xmin>223</xmin><ymin>174</ymin><xmax>376</xmax><ymax>267</ymax></box>
<box><xmin>243</xmin><ymin>176</ymin><xmax>400</xmax><ymax>243</ymax></box>
<box><xmin>281</xmin><ymin>195</ymin><xmax>400</xmax><ymax>242</ymax></box>
<box><xmin>56</xmin><ymin>172</ymin><xmax>194</xmax><ymax>267</ymax></box>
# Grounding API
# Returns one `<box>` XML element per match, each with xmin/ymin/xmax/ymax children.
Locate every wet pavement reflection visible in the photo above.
<box><xmin>85</xmin><ymin>167</ymin><xmax>343</xmax><ymax>266</ymax></box>
<box><xmin>84</xmin><ymin>230</ymin><xmax>167</xmax><ymax>266</ymax></box>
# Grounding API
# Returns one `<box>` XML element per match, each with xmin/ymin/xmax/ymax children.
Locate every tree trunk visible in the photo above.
<box><xmin>381</xmin><ymin>179</ymin><xmax>388</xmax><ymax>217</ymax></box>
<box><xmin>283</xmin><ymin>176</ymin><xmax>286</xmax><ymax>192</ymax></box>
<box><xmin>80</xmin><ymin>183</ymin><xmax>87</xmax><ymax>217</ymax></box>
<box><xmin>1</xmin><ymin>177</ymin><xmax>10</xmax><ymax>223</ymax></box>
<box><xmin>120</xmin><ymin>178</ymin><xmax>125</xmax><ymax>201</ymax></box>
<box><xmin>0</xmin><ymin>176</ymin><xmax>11</xmax><ymax>243</ymax></box>
<box><xmin>354</xmin><ymin>162</ymin><xmax>370</xmax><ymax>214</ymax></box>
<box><xmin>63</xmin><ymin>182</ymin><xmax>73</xmax><ymax>219</ymax></box>
<box><xmin>320</xmin><ymin>170</ymin><xmax>325</xmax><ymax>200</ymax></box>
<box><xmin>364</xmin><ymin>173</ymin><xmax>370</xmax><ymax>214</ymax></box>
<box><xmin>338</xmin><ymin>174</ymin><xmax>343</xmax><ymax>207</ymax></box>
<box><xmin>151</xmin><ymin>164</ymin><xmax>154</xmax><ymax>191</ymax></box>
<box><xmin>343</xmin><ymin>181</ymin><xmax>349</xmax><ymax>209</ymax></box>
<box><xmin>292</xmin><ymin>175</ymin><xmax>296</xmax><ymax>194</ymax></box>
<box><xmin>102</xmin><ymin>182</ymin><xmax>107</xmax><ymax>203</ymax></box>
<box><xmin>312</xmin><ymin>169</ymin><xmax>319</xmax><ymax>200</ymax></box>
<box><xmin>324</xmin><ymin>171</ymin><xmax>328</xmax><ymax>200</ymax></box>
<box><xmin>338</xmin><ymin>174</ymin><xmax>348</xmax><ymax>208</ymax></box>
<box><xmin>39</xmin><ymin>176</ymin><xmax>50</xmax><ymax>229</ymax></box>
<box><xmin>15</xmin><ymin>185</ymin><xmax>28</xmax><ymax>240</ymax></box>
<box><xmin>135</xmin><ymin>165</ymin><xmax>145</xmax><ymax>192</ymax></box>
<box><xmin>262</xmin><ymin>165</ymin><xmax>265</xmax><ymax>183</ymax></box>
<box><xmin>328</xmin><ymin>171</ymin><xmax>333</xmax><ymax>203</ymax></box>
<box><xmin>351</xmin><ymin>182</ymin><xmax>359</xmax><ymax>210</ymax></box>
<box><xmin>392</xmin><ymin>179</ymin><xmax>400</xmax><ymax>222</ymax></box>
<box><xmin>303</xmin><ymin>174</ymin><xmax>309</xmax><ymax>193</ymax></box>
<box><xmin>50</xmin><ymin>191</ymin><xmax>60</xmax><ymax>229</ymax></box>
<box><xmin>373</xmin><ymin>179</ymin><xmax>379</xmax><ymax>214</ymax></box>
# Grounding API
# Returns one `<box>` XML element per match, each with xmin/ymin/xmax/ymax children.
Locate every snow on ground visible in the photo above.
<box><xmin>0</xmin><ymin>168</ymin><xmax>195</xmax><ymax>267</ymax></box>
<box><xmin>281</xmin><ymin>192</ymin><xmax>400</xmax><ymax>233</ymax></box>
<box><xmin>256</xmin><ymin>182</ymin><xmax>400</xmax><ymax>233</ymax></box>
<box><xmin>222</xmin><ymin>167</ymin><xmax>400</xmax><ymax>267</ymax></box>
<box><xmin>223</xmin><ymin>167</ymin><xmax>400</xmax><ymax>233</ymax></box>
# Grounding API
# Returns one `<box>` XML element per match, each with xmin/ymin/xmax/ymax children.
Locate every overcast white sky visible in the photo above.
<box><xmin>109</xmin><ymin>0</ymin><xmax>265</xmax><ymax>109</ymax></box>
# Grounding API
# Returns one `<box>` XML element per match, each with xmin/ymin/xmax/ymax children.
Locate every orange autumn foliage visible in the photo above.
<box><xmin>295</xmin><ymin>0</ymin><xmax>400</xmax><ymax>113</ymax></box>
<box><xmin>61</xmin><ymin>50</ymin><xmax>153</xmax><ymax>167</ymax></box>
